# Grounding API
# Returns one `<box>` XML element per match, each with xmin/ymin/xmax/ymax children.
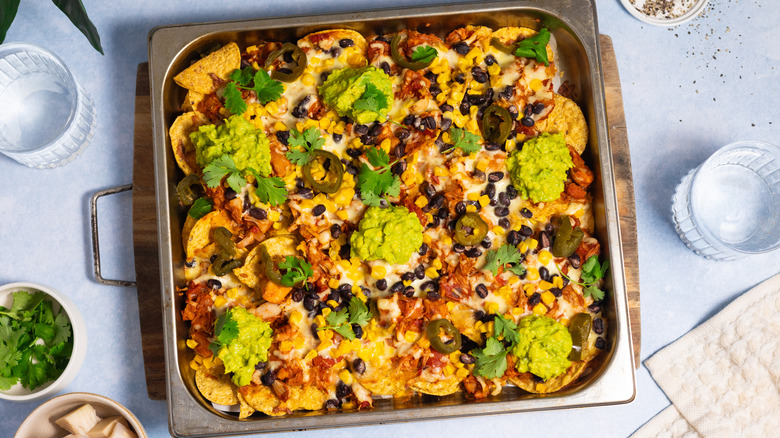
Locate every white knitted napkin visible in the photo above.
<box><xmin>632</xmin><ymin>272</ymin><xmax>780</xmax><ymax>438</ymax></box>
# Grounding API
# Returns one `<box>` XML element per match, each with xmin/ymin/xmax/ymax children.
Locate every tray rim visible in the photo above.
<box><xmin>147</xmin><ymin>2</ymin><xmax>637</xmax><ymax>435</ymax></box>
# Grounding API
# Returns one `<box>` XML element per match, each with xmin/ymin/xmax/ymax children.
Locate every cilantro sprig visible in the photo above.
<box><xmin>353</xmin><ymin>83</ymin><xmax>389</xmax><ymax>116</ymax></box>
<box><xmin>285</xmin><ymin>127</ymin><xmax>325</xmax><ymax>166</ymax></box>
<box><xmin>278</xmin><ymin>256</ymin><xmax>314</xmax><ymax>289</ymax></box>
<box><xmin>224</xmin><ymin>67</ymin><xmax>285</xmax><ymax>115</ymax></box>
<box><xmin>472</xmin><ymin>314</ymin><xmax>519</xmax><ymax>379</ymax></box>
<box><xmin>208</xmin><ymin>311</ymin><xmax>239</xmax><ymax>356</ymax></box>
<box><xmin>555</xmin><ymin>255</ymin><xmax>609</xmax><ymax>301</ymax></box>
<box><xmin>358</xmin><ymin>147</ymin><xmax>401</xmax><ymax>207</ymax></box>
<box><xmin>514</xmin><ymin>28</ymin><xmax>551</xmax><ymax>66</ymax></box>
<box><xmin>0</xmin><ymin>290</ymin><xmax>73</xmax><ymax>391</ymax></box>
<box><xmin>317</xmin><ymin>297</ymin><xmax>372</xmax><ymax>340</ymax></box>
<box><xmin>187</xmin><ymin>197</ymin><xmax>213</xmax><ymax>219</ymax></box>
<box><xmin>483</xmin><ymin>244</ymin><xmax>526</xmax><ymax>276</ymax></box>
<box><xmin>442</xmin><ymin>127</ymin><xmax>481</xmax><ymax>155</ymax></box>
<box><xmin>410</xmin><ymin>45</ymin><xmax>438</xmax><ymax>64</ymax></box>
<box><xmin>202</xmin><ymin>154</ymin><xmax>288</xmax><ymax>206</ymax></box>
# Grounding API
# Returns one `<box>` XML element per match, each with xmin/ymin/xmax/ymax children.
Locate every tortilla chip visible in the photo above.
<box><xmin>240</xmin><ymin>384</ymin><xmax>329</xmax><ymax>416</ymax></box>
<box><xmin>491</xmin><ymin>27</ymin><xmax>554</xmax><ymax>64</ymax></box>
<box><xmin>232</xmin><ymin>245</ymin><xmax>264</xmax><ymax>289</ymax></box>
<box><xmin>356</xmin><ymin>365</ymin><xmax>416</xmax><ymax>396</ymax></box>
<box><xmin>240</xmin><ymin>385</ymin><xmax>284</xmax><ymax>416</ymax></box>
<box><xmin>169</xmin><ymin>111</ymin><xmax>209</xmax><ymax>175</ymax></box>
<box><xmin>185</xmin><ymin>210</ymin><xmax>237</xmax><ymax>260</ymax></box>
<box><xmin>236</xmin><ymin>391</ymin><xmax>256</xmax><ymax>419</ymax></box>
<box><xmin>174</xmin><ymin>42</ymin><xmax>241</xmax><ymax>94</ymax></box>
<box><xmin>298</xmin><ymin>29</ymin><xmax>368</xmax><ymax>53</ymax></box>
<box><xmin>445</xmin><ymin>25</ymin><xmax>493</xmax><ymax>46</ymax></box>
<box><xmin>195</xmin><ymin>365</ymin><xmax>239</xmax><ymax>406</ymax></box>
<box><xmin>181</xmin><ymin>90</ymin><xmax>205</xmax><ymax>112</ymax></box>
<box><xmin>181</xmin><ymin>214</ymin><xmax>198</xmax><ymax>253</ymax></box>
<box><xmin>410</xmin><ymin>374</ymin><xmax>464</xmax><ymax>397</ymax></box>
<box><xmin>509</xmin><ymin>361</ymin><xmax>587</xmax><ymax>394</ymax></box>
<box><xmin>536</xmin><ymin>94</ymin><xmax>588</xmax><ymax>155</ymax></box>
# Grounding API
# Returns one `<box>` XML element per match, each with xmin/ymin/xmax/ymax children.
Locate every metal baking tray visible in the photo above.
<box><xmin>148</xmin><ymin>1</ymin><xmax>636</xmax><ymax>435</ymax></box>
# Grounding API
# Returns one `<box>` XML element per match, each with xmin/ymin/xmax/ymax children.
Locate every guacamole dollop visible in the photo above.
<box><xmin>318</xmin><ymin>66</ymin><xmax>393</xmax><ymax>125</ymax></box>
<box><xmin>216</xmin><ymin>307</ymin><xmax>273</xmax><ymax>387</ymax></box>
<box><xmin>191</xmin><ymin>114</ymin><xmax>272</xmax><ymax>176</ymax></box>
<box><xmin>511</xmin><ymin>315</ymin><xmax>572</xmax><ymax>381</ymax></box>
<box><xmin>350</xmin><ymin>206</ymin><xmax>423</xmax><ymax>264</ymax></box>
<box><xmin>505</xmin><ymin>132</ymin><xmax>573</xmax><ymax>203</ymax></box>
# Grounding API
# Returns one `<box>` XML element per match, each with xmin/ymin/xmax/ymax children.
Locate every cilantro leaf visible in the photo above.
<box><xmin>49</xmin><ymin>312</ymin><xmax>71</xmax><ymax>347</ymax></box>
<box><xmin>229</xmin><ymin>67</ymin><xmax>254</xmax><ymax>86</ymax></box>
<box><xmin>472</xmin><ymin>337</ymin><xmax>509</xmax><ymax>378</ymax></box>
<box><xmin>0</xmin><ymin>291</ymin><xmax>45</xmax><ymax>319</ymax></box>
<box><xmin>445</xmin><ymin>127</ymin><xmax>481</xmax><ymax>155</ymax></box>
<box><xmin>251</xmin><ymin>69</ymin><xmax>284</xmax><ymax>105</ymax></box>
<box><xmin>202</xmin><ymin>155</ymin><xmax>247</xmax><ymax>192</ymax></box>
<box><xmin>223</xmin><ymin>82</ymin><xmax>247</xmax><ymax>116</ymax></box>
<box><xmin>209</xmin><ymin>311</ymin><xmax>239</xmax><ymax>356</ymax></box>
<box><xmin>583</xmin><ymin>284</ymin><xmax>605</xmax><ymax>301</ymax></box>
<box><xmin>318</xmin><ymin>297</ymin><xmax>373</xmax><ymax>341</ymax></box>
<box><xmin>188</xmin><ymin>197</ymin><xmax>213</xmax><ymax>219</ymax></box>
<box><xmin>514</xmin><ymin>28</ymin><xmax>551</xmax><ymax>66</ymax></box>
<box><xmin>278</xmin><ymin>256</ymin><xmax>314</xmax><ymax>288</ymax></box>
<box><xmin>410</xmin><ymin>45</ymin><xmax>438</xmax><ymax>64</ymax></box>
<box><xmin>254</xmin><ymin>176</ymin><xmax>288</xmax><ymax>206</ymax></box>
<box><xmin>483</xmin><ymin>244</ymin><xmax>524</xmax><ymax>276</ymax></box>
<box><xmin>358</xmin><ymin>147</ymin><xmax>400</xmax><ymax>205</ymax></box>
<box><xmin>0</xmin><ymin>374</ymin><xmax>18</xmax><ymax>391</ymax></box>
<box><xmin>332</xmin><ymin>325</ymin><xmax>356</xmax><ymax>341</ymax></box>
<box><xmin>325</xmin><ymin>307</ymin><xmax>350</xmax><ymax>328</ymax></box>
<box><xmin>507</xmin><ymin>264</ymin><xmax>526</xmax><ymax>276</ymax></box>
<box><xmin>352</xmin><ymin>83</ymin><xmax>388</xmax><ymax>116</ymax></box>
<box><xmin>581</xmin><ymin>256</ymin><xmax>609</xmax><ymax>285</ymax></box>
<box><xmin>365</xmin><ymin>145</ymin><xmax>390</xmax><ymax>168</ymax></box>
<box><xmin>493</xmin><ymin>315</ymin><xmax>520</xmax><ymax>348</ymax></box>
<box><xmin>286</xmin><ymin>127</ymin><xmax>325</xmax><ymax>166</ymax></box>
<box><xmin>360</xmin><ymin>190</ymin><xmax>385</xmax><ymax>207</ymax></box>
<box><xmin>348</xmin><ymin>298</ymin><xmax>371</xmax><ymax>327</ymax></box>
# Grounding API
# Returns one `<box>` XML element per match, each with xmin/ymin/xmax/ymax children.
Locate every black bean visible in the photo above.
<box><xmin>354</xmin><ymin>124</ymin><xmax>369</xmax><ymax>135</ymax></box>
<box><xmin>332</xmin><ymin>133</ymin><xmax>343</xmax><ymax>143</ymax></box>
<box><xmin>402</xmin><ymin>114</ymin><xmax>416</xmax><ymax>126</ymax></box>
<box><xmin>459</xmin><ymin>101</ymin><xmax>470</xmax><ymax>115</ymax></box>
<box><xmin>454</xmin><ymin>73</ymin><xmax>466</xmax><ymax>84</ymax></box>
<box><xmin>207</xmin><ymin>279</ymin><xmax>222</xmax><ymax>290</ymax></box>
<box><xmin>224</xmin><ymin>187</ymin><xmax>237</xmax><ymax>200</ymax></box>
<box><xmin>528</xmin><ymin>292</ymin><xmax>542</xmax><ymax>306</ymax></box>
<box><xmin>484</xmin><ymin>142</ymin><xmax>501</xmax><ymax>151</ymax></box>
<box><xmin>324</xmin><ymin>399</ymin><xmax>340</xmax><ymax>409</ymax></box>
<box><xmin>261</xmin><ymin>371</ymin><xmax>275</xmax><ymax>386</ymax></box>
<box><xmin>499</xmin><ymin>218</ymin><xmax>511</xmax><ymax>229</ymax></box>
<box><xmin>401</xmin><ymin>271</ymin><xmax>415</xmax><ymax>282</ymax></box>
<box><xmin>380</xmin><ymin>61</ymin><xmax>391</xmax><ymax>76</ymax></box>
<box><xmin>339</xmin><ymin>243</ymin><xmax>351</xmax><ymax>259</ymax></box>
<box><xmin>569</xmin><ymin>254</ymin><xmax>581</xmax><ymax>269</ymax></box>
<box><xmin>209</xmin><ymin>254</ymin><xmax>218</xmax><ymax>263</ymax></box>
<box><xmin>303</xmin><ymin>295</ymin><xmax>317</xmax><ymax>311</ymax></box>
<box><xmin>421</xmin><ymin>183</ymin><xmax>435</xmax><ymax>199</ymax></box>
<box><xmin>480</xmin><ymin>238</ymin><xmax>492</xmax><ymax>249</ymax></box>
<box><xmin>352</xmin><ymin>358</ymin><xmax>366</xmax><ymax>374</ymax></box>
<box><xmin>472</xmin><ymin>67</ymin><xmax>488</xmax><ymax>83</ymax></box>
<box><xmin>423</xmin><ymin>116</ymin><xmax>436</xmax><ymax>130</ymax></box>
<box><xmin>375</xmin><ymin>279</ymin><xmax>388</xmax><ymax>291</ymax></box>
<box><xmin>403</xmin><ymin>286</ymin><xmax>415</xmax><ymax>298</ymax></box>
<box><xmin>455</xmin><ymin>201</ymin><xmax>467</xmax><ymax>215</ymax></box>
<box><xmin>453</xmin><ymin>243</ymin><xmax>466</xmax><ymax>253</ymax></box>
<box><xmin>418</xmin><ymin>243</ymin><xmax>429</xmax><ymax>256</ymax></box>
<box><xmin>479</xmin><ymin>313</ymin><xmax>495</xmax><ymax>323</ymax></box>
<box><xmin>391</xmin><ymin>281</ymin><xmax>404</xmax><ymax>293</ymax></box>
<box><xmin>429</xmin><ymin>193</ymin><xmax>445</xmax><ymax>209</ymax></box>
<box><xmin>539</xmin><ymin>266</ymin><xmax>550</xmax><ymax>282</ymax></box>
<box><xmin>460</xmin><ymin>353</ymin><xmax>476</xmax><ymax>365</ymax></box>
<box><xmin>391</xmin><ymin>160</ymin><xmax>407</xmax><ymax>175</ymax></box>
<box><xmin>330</xmin><ymin>224</ymin><xmax>342</xmax><ymax>239</ymax></box>
<box><xmin>520</xmin><ymin>208</ymin><xmax>533</xmax><ymax>218</ymax></box>
<box><xmin>593</xmin><ymin>318</ymin><xmax>604</xmax><ymax>335</ymax></box>
<box><xmin>184</xmin><ymin>258</ymin><xmax>195</xmax><ymax>268</ymax></box>
<box><xmin>473</xmin><ymin>310</ymin><xmax>485</xmax><ymax>321</ymax></box>
<box><xmin>588</xmin><ymin>302</ymin><xmax>601</xmax><ymax>313</ymax></box>
<box><xmin>337</xmin><ymin>381</ymin><xmax>351</xmax><ymax>400</ymax></box>
<box><xmin>465</xmin><ymin>247</ymin><xmax>482</xmax><ymax>258</ymax></box>
<box><xmin>562</xmin><ymin>277</ymin><xmax>570</xmax><ymax>287</ymax></box>
<box><xmin>320</xmin><ymin>71</ymin><xmax>331</xmax><ymax>82</ymax></box>
<box><xmin>484</xmin><ymin>54</ymin><xmax>497</xmax><ymax>66</ymax></box>
<box><xmin>339</xmin><ymin>38</ymin><xmax>355</xmax><ymax>48</ymax></box>
<box><xmin>539</xmin><ymin>231</ymin><xmax>551</xmax><ymax>248</ymax></box>
<box><xmin>521</xmin><ymin>117</ymin><xmax>535</xmax><ymax>127</ymax></box>
<box><xmin>545</xmin><ymin>223</ymin><xmax>554</xmax><ymax>234</ymax></box>
<box><xmin>255</xmin><ymin>361</ymin><xmax>266</xmax><ymax>370</ymax></box>
<box><xmin>312</xmin><ymin>204</ymin><xmax>326</xmax><ymax>216</ymax></box>
<box><xmin>328</xmin><ymin>289</ymin><xmax>342</xmax><ymax>304</ymax></box>
<box><xmin>472</xmin><ymin>170</ymin><xmax>486</xmax><ymax>182</ymax></box>
<box><xmin>454</xmin><ymin>41</ymin><xmax>470</xmax><ymax>55</ymax></box>
<box><xmin>375</xmin><ymin>35</ymin><xmax>389</xmax><ymax>43</ymax></box>
<box><xmin>439</xmin><ymin>103</ymin><xmax>454</xmax><ymax>113</ymax></box>
<box><xmin>499</xmin><ymin>85</ymin><xmax>514</xmax><ymax>100</ymax></box>
<box><xmin>595</xmin><ymin>337</ymin><xmax>606</xmax><ymax>350</ymax></box>
<box><xmin>524</xmin><ymin>104</ymin><xmax>534</xmax><ymax>118</ymax></box>
<box><xmin>369</xmin><ymin>123</ymin><xmax>383</xmax><ymax>137</ymax></box>
<box><xmin>470</xmin><ymin>94</ymin><xmax>488</xmax><ymax>106</ymax></box>
<box><xmin>550</xmin><ymin>287</ymin><xmax>563</xmax><ymax>297</ymax></box>
<box><xmin>276</xmin><ymin>130</ymin><xmax>290</xmax><ymax>145</ymax></box>
<box><xmin>346</xmin><ymin>148</ymin><xmax>362</xmax><ymax>158</ymax></box>
<box><xmin>439</xmin><ymin>117</ymin><xmax>452</xmax><ymax>132</ymax></box>
<box><xmin>361</xmin><ymin>134</ymin><xmax>376</xmax><ymax>145</ymax></box>
<box><xmin>486</xmin><ymin>172</ymin><xmax>503</xmax><ymax>183</ymax></box>
<box><xmin>497</xmin><ymin>192</ymin><xmax>509</xmax><ymax>206</ymax></box>
<box><xmin>475</xmin><ymin>283</ymin><xmax>488</xmax><ymax>298</ymax></box>
<box><xmin>533</xmin><ymin>102</ymin><xmax>546</xmax><ymax>114</ymax></box>
<box><xmin>448</xmin><ymin>219</ymin><xmax>458</xmax><ymax>230</ymax></box>
<box><xmin>519</xmin><ymin>225</ymin><xmax>533</xmax><ymax>237</ymax></box>
<box><xmin>484</xmin><ymin>184</ymin><xmax>496</xmax><ymax>199</ymax></box>
<box><xmin>494</xmin><ymin>206</ymin><xmax>509</xmax><ymax>217</ymax></box>
<box><xmin>346</xmin><ymin>165</ymin><xmax>358</xmax><ymax>175</ymax></box>
<box><xmin>297</xmin><ymin>186</ymin><xmax>313</xmax><ymax>199</ymax></box>
<box><xmin>430</xmin><ymin>85</ymin><xmax>442</xmax><ymax>96</ymax></box>
<box><xmin>506</xmin><ymin>185</ymin><xmax>518</xmax><ymax>200</ymax></box>
<box><xmin>426</xmin><ymin>287</ymin><xmax>441</xmax><ymax>301</ymax></box>
<box><xmin>249</xmin><ymin>207</ymin><xmax>267</xmax><ymax>220</ymax></box>
<box><xmin>437</xmin><ymin>207</ymin><xmax>449</xmax><ymax>219</ymax></box>
<box><xmin>414</xmin><ymin>264</ymin><xmax>425</xmax><ymax>280</ymax></box>
<box><xmin>352</xmin><ymin>323</ymin><xmax>364</xmax><ymax>339</ymax></box>
<box><xmin>291</xmin><ymin>288</ymin><xmax>304</xmax><ymax>302</ymax></box>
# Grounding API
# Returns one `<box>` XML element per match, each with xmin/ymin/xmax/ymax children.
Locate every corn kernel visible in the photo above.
<box><xmin>404</xmin><ymin>331</ymin><xmax>418</xmax><ymax>343</ymax></box>
<box><xmin>289</xmin><ymin>310</ymin><xmax>303</xmax><ymax>326</ymax></box>
<box><xmin>553</xmin><ymin>276</ymin><xmax>564</xmax><ymax>289</ymax></box>
<box><xmin>541</xmin><ymin>291</ymin><xmax>556</xmax><ymax>306</ymax></box>
<box><xmin>456</xmin><ymin>367</ymin><xmax>470</xmax><ymax>379</ymax></box>
<box><xmin>415</xmin><ymin>196</ymin><xmax>428</xmax><ymax>208</ymax></box>
<box><xmin>269</xmin><ymin>210</ymin><xmax>281</xmax><ymax>221</ymax></box>
<box><xmin>538</xmin><ymin>280</ymin><xmax>553</xmax><ymax>291</ymax></box>
<box><xmin>518</xmin><ymin>241</ymin><xmax>529</xmax><ymax>253</ymax></box>
<box><xmin>274</xmin><ymin>122</ymin><xmax>287</xmax><ymax>131</ymax></box>
<box><xmin>467</xmin><ymin>192</ymin><xmax>480</xmax><ymax>201</ymax></box>
<box><xmin>380</xmin><ymin>138</ymin><xmax>393</xmax><ymax>154</ymax></box>
<box><xmin>326</xmin><ymin>299</ymin><xmax>339</xmax><ymax>308</ymax></box>
<box><xmin>466</xmin><ymin>204</ymin><xmax>477</xmax><ymax>213</ymax></box>
<box><xmin>431</xmin><ymin>259</ymin><xmax>443</xmax><ymax>270</ymax></box>
<box><xmin>189</xmin><ymin>359</ymin><xmax>199</xmax><ymax>370</ymax></box>
<box><xmin>524</xmin><ymin>283</ymin><xmax>536</xmax><ymax>296</ymax></box>
<box><xmin>293</xmin><ymin>336</ymin><xmax>306</xmax><ymax>350</ymax></box>
<box><xmin>526</xmin><ymin>267</ymin><xmax>540</xmax><ymax>281</ymax></box>
<box><xmin>574</xmin><ymin>208</ymin><xmax>585</xmax><ymax>218</ymax></box>
<box><xmin>441</xmin><ymin>235</ymin><xmax>452</xmax><ymax>246</ymax></box>
<box><xmin>511</xmin><ymin>306</ymin><xmax>524</xmax><ymax>315</ymax></box>
<box><xmin>485</xmin><ymin>302</ymin><xmax>499</xmax><ymax>314</ymax></box>
<box><xmin>226</xmin><ymin>288</ymin><xmax>238</xmax><ymax>299</ymax></box>
<box><xmin>425</xmin><ymin>267</ymin><xmax>439</xmax><ymax>278</ymax></box>
<box><xmin>444</xmin><ymin>364</ymin><xmax>455</xmax><ymax>376</ymax></box>
<box><xmin>305</xmin><ymin>350</ymin><xmax>318</xmax><ymax>361</ymax></box>
<box><xmin>371</xmin><ymin>265</ymin><xmax>387</xmax><ymax>279</ymax></box>
<box><xmin>417</xmin><ymin>336</ymin><xmax>431</xmax><ymax>349</ymax></box>
<box><xmin>338</xmin><ymin>369</ymin><xmax>353</xmax><ymax>385</ymax></box>
<box><xmin>367</xmin><ymin>331</ymin><xmax>378</xmax><ymax>342</ymax></box>
<box><xmin>213</xmin><ymin>296</ymin><xmax>227</xmax><ymax>308</ymax></box>
<box><xmin>508</xmin><ymin>276</ymin><xmax>520</xmax><ymax>285</ymax></box>
<box><xmin>186</xmin><ymin>339</ymin><xmax>198</xmax><ymax>349</ymax></box>
<box><xmin>446</xmin><ymin>301</ymin><xmax>455</xmax><ymax>311</ymax></box>
<box><xmin>533</xmin><ymin>303</ymin><xmax>547</xmax><ymax>315</ymax></box>
<box><xmin>527</xmin><ymin>238</ymin><xmax>539</xmax><ymax>249</ymax></box>
<box><xmin>478</xmin><ymin>195</ymin><xmax>490</xmax><ymax>208</ymax></box>
<box><xmin>202</xmin><ymin>356</ymin><xmax>213</xmax><ymax>369</ymax></box>
<box><xmin>357</xmin><ymin>291</ymin><xmax>368</xmax><ymax>303</ymax></box>
<box><xmin>315</xmin><ymin>315</ymin><xmax>326</xmax><ymax>326</ymax></box>
<box><xmin>434</xmin><ymin>167</ymin><xmax>450</xmax><ymax>177</ymax></box>
<box><xmin>529</xmin><ymin>78</ymin><xmax>542</xmax><ymax>91</ymax></box>
<box><xmin>317</xmin><ymin>339</ymin><xmax>332</xmax><ymax>351</ymax></box>
<box><xmin>278</xmin><ymin>340</ymin><xmax>294</xmax><ymax>353</ymax></box>
<box><xmin>538</xmin><ymin>250</ymin><xmax>553</xmax><ymax>265</ymax></box>
<box><xmin>336</xmin><ymin>210</ymin><xmax>349</xmax><ymax>220</ymax></box>
<box><xmin>487</xmin><ymin>63</ymin><xmax>501</xmax><ymax>76</ymax></box>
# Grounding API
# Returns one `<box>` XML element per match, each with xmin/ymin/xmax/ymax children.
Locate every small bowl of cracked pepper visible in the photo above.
<box><xmin>620</xmin><ymin>0</ymin><xmax>709</xmax><ymax>26</ymax></box>
<box><xmin>0</xmin><ymin>282</ymin><xmax>87</xmax><ymax>402</ymax></box>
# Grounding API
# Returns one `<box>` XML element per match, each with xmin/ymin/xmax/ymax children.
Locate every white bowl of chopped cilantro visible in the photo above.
<box><xmin>0</xmin><ymin>282</ymin><xmax>87</xmax><ymax>402</ymax></box>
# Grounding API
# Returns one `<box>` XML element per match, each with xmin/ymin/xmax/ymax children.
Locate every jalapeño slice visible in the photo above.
<box><xmin>390</xmin><ymin>33</ymin><xmax>434</xmax><ymax>71</ymax></box>
<box><xmin>265</xmin><ymin>43</ymin><xmax>308</xmax><ymax>82</ymax></box>
<box><xmin>481</xmin><ymin>105</ymin><xmax>513</xmax><ymax>145</ymax></box>
<box><xmin>176</xmin><ymin>174</ymin><xmax>202</xmax><ymax>206</ymax></box>
<box><xmin>302</xmin><ymin>149</ymin><xmax>344</xmax><ymax>194</ymax></box>
<box><xmin>454</xmin><ymin>212</ymin><xmax>489</xmax><ymax>246</ymax></box>
<box><xmin>426</xmin><ymin>319</ymin><xmax>462</xmax><ymax>355</ymax></box>
<box><xmin>568</xmin><ymin>313</ymin><xmax>592</xmax><ymax>361</ymax></box>
<box><xmin>551</xmin><ymin>216</ymin><xmax>584</xmax><ymax>258</ymax></box>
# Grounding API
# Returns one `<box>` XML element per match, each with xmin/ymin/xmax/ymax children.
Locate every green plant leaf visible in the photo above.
<box><xmin>52</xmin><ymin>0</ymin><xmax>103</xmax><ymax>54</ymax></box>
<box><xmin>0</xmin><ymin>0</ymin><xmax>21</xmax><ymax>43</ymax></box>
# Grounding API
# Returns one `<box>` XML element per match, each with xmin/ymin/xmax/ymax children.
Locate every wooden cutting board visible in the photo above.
<box><xmin>131</xmin><ymin>34</ymin><xmax>641</xmax><ymax>400</ymax></box>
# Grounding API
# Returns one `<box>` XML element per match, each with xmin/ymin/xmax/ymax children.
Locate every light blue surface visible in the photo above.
<box><xmin>1</xmin><ymin>0</ymin><xmax>778</xmax><ymax>437</ymax></box>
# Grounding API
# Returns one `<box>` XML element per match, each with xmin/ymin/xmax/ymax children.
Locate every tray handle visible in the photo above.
<box><xmin>90</xmin><ymin>184</ymin><xmax>136</xmax><ymax>287</ymax></box>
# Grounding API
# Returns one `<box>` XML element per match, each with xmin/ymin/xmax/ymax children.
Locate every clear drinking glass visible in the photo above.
<box><xmin>672</xmin><ymin>140</ymin><xmax>780</xmax><ymax>260</ymax></box>
<box><xmin>0</xmin><ymin>43</ymin><xmax>96</xmax><ymax>168</ymax></box>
